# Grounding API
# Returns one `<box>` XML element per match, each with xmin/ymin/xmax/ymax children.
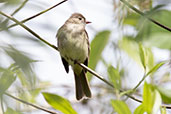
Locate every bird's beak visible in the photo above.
<box><xmin>86</xmin><ymin>21</ymin><xmax>91</xmax><ymax>24</ymax></box>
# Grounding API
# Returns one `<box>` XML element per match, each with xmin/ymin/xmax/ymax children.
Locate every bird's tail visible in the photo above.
<box><xmin>74</xmin><ymin>70</ymin><xmax>91</xmax><ymax>100</ymax></box>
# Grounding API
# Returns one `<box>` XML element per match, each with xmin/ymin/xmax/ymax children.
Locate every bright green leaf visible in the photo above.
<box><xmin>107</xmin><ymin>65</ymin><xmax>121</xmax><ymax>89</ymax></box>
<box><xmin>152</xmin><ymin>90</ymin><xmax>162</xmax><ymax>114</ymax></box>
<box><xmin>110</xmin><ymin>100</ymin><xmax>131</xmax><ymax>114</ymax></box>
<box><xmin>42</xmin><ymin>92</ymin><xmax>77</xmax><ymax>114</ymax></box>
<box><xmin>134</xmin><ymin>104</ymin><xmax>145</xmax><ymax>114</ymax></box>
<box><xmin>142</xmin><ymin>82</ymin><xmax>153</xmax><ymax>113</ymax></box>
<box><xmin>146</xmin><ymin>62</ymin><xmax>165</xmax><ymax>76</ymax></box>
<box><xmin>88</xmin><ymin>30</ymin><xmax>111</xmax><ymax>80</ymax></box>
<box><xmin>145</xmin><ymin>48</ymin><xmax>154</xmax><ymax>70</ymax></box>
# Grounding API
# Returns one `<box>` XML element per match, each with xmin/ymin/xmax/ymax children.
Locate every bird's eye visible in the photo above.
<box><xmin>78</xmin><ymin>17</ymin><xmax>82</xmax><ymax>20</ymax></box>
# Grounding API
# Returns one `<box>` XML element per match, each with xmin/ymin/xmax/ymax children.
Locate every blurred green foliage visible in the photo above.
<box><xmin>5</xmin><ymin>107</ymin><xmax>22</xmax><ymax>114</ymax></box>
<box><xmin>88</xmin><ymin>30</ymin><xmax>111</xmax><ymax>80</ymax></box>
<box><xmin>124</xmin><ymin>10</ymin><xmax>171</xmax><ymax>49</ymax></box>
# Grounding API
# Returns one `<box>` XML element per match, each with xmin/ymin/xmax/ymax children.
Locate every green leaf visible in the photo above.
<box><xmin>119</xmin><ymin>37</ymin><xmax>155</xmax><ymax>71</ymax></box>
<box><xmin>4</xmin><ymin>45</ymin><xmax>37</xmax><ymax>87</ymax></box>
<box><xmin>135</xmin><ymin>10</ymin><xmax>171</xmax><ymax>50</ymax></box>
<box><xmin>134</xmin><ymin>104</ymin><xmax>145</xmax><ymax>114</ymax></box>
<box><xmin>144</xmin><ymin>33</ymin><xmax>171</xmax><ymax>50</ymax></box>
<box><xmin>5</xmin><ymin>107</ymin><xmax>22</xmax><ymax>114</ymax></box>
<box><xmin>110</xmin><ymin>100</ymin><xmax>131</xmax><ymax>114</ymax></box>
<box><xmin>42</xmin><ymin>92</ymin><xmax>77</xmax><ymax>114</ymax></box>
<box><xmin>142</xmin><ymin>82</ymin><xmax>153</xmax><ymax>113</ymax></box>
<box><xmin>157</xmin><ymin>86</ymin><xmax>171</xmax><ymax>104</ymax></box>
<box><xmin>107</xmin><ymin>65</ymin><xmax>121</xmax><ymax>89</ymax></box>
<box><xmin>0</xmin><ymin>67</ymin><xmax>16</xmax><ymax>96</ymax></box>
<box><xmin>88</xmin><ymin>30</ymin><xmax>111</xmax><ymax>79</ymax></box>
<box><xmin>146</xmin><ymin>62</ymin><xmax>165</xmax><ymax>76</ymax></box>
<box><xmin>152</xmin><ymin>90</ymin><xmax>162</xmax><ymax>114</ymax></box>
<box><xmin>139</xmin><ymin>43</ymin><xmax>146</xmax><ymax>69</ymax></box>
<box><xmin>142</xmin><ymin>82</ymin><xmax>162</xmax><ymax>114</ymax></box>
<box><xmin>123</xmin><ymin>13</ymin><xmax>140</xmax><ymax>26</ymax></box>
<box><xmin>119</xmin><ymin>37</ymin><xmax>141</xmax><ymax>65</ymax></box>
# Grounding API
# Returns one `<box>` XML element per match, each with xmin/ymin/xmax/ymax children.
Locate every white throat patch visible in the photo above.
<box><xmin>66</xmin><ymin>23</ymin><xmax>84</xmax><ymax>32</ymax></box>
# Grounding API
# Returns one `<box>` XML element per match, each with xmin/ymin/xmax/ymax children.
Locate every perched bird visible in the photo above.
<box><xmin>56</xmin><ymin>13</ymin><xmax>91</xmax><ymax>100</ymax></box>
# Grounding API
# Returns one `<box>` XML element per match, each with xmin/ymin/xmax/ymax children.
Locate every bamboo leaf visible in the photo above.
<box><xmin>110</xmin><ymin>100</ymin><xmax>131</xmax><ymax>114</ymax></box>
<box><xmin>134</xmin><ymin>104</ymin><xmax>145</xmax><ymax>114</ymax></box>
<box><xmin>139</xmin><ymin>43</ymin><xmax>146</xmax><ymax>69</ymax></box>
<box><xmin>146</xmin><ymin>62</ymin><xmax>165</xmax><ymax>76</ymax></box>
<box><xmin>42</xmin><ymin>92</ymin><xmax>77</xmax><ymax>114</ymax></box>
<box><xmin>88</xmin><ymin>30</ymin><xmax>111</xmax><ymax>80</ymax></box>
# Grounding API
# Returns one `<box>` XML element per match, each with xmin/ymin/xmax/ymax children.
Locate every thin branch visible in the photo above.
<box><xmin>0</xmin><ymin>0</ymin><xmax>68</xmax><ymax>31</ymax></box>
<box><xmin>78</xmin><ymin>63</ymin><xmax>142</xmax><ymax>103</ymax></box>
<box><xmin>119</xmin><ymin>0</ymin><xmax>171</xmax><ymax>32</ymax></box>
<box><xmin>11</xmin><ymin>0</ymin><xmax>28</xmax><ymax>16</ymax></box>
<box><xmin>1</xmin><ymin>11</ymin><xmax>171</xmax><ymax>109</ymax></box>
<box><xmin>4</xmin><ymin>93</ymin><xmax>58</xmax><ymax>114</ymax></box>
<box><xmin>0</xmin><ymin>11</ymin><xmax>58</xmax><ymax>51</ymax></box>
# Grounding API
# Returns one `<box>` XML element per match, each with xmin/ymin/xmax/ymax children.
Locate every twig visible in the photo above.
<box><xmin>0</xmin><ymin>11</ymin><xmax>171</xmax><ymax>109</ymax></box>
<box><xmin>1</xmin><ymin>0</ymin><xmax>68</xmax><ymax>31</ymax></box>
<box><xmin>78</xmin><ymin>63</ymin><xmax>114</xmax><ymax>88</ymax></box>
<box><xmin>119</xmin><ymin>0</ymin><xmax>171</xmax><ymax>32</ymax></box>
<box><xmin>0</xmin><ymin>11</ymin><xmax>58</xmax><ymax>51</ymax></box>
<box><xmin>4</xmin><ymin>93</ymin><xmax>58</xmax><ymax>114</ymax></box>
<box><xmin>78</xmin><ymin>63</ymin><xmax>142</xmax><ymax>103</ymax></box>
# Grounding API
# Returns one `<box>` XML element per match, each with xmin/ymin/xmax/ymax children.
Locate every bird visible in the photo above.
<box><xmin>56</xmin><ymin>13</ymin><xmax>91</xmax><ymax>100</ymax></box>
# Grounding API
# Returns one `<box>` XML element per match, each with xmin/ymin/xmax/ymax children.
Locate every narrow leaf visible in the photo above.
<box><xmin>88</xmin><ymin>30</ymin><xmax>111</xmax><ymax>79</ymax></box>
<box><xmin>146</xmin><ymin>62</ymin><xmax>165</xmax><ymax>76</ymax></box>
<box><xmin>152</xmin><ymin>90</ymin><xmax>162</xmax><ymax>114</ymax></box>
<box><xmin>142</xmin><ymin>82</ymin><xmax>153</xmax><ymax>113</ymax></box>
<box><xmin>0</xmin><ymin>69</ymin><xmax>16</xmax><ymax>96</ymax></box>
<box><xmin>107</xmin><ymin>65</ymin><xmax>121</xmax><ymax>89</ymax></box>
<box><xmin>42</xmin><ymin>92</ymin><xmax>77</xmax><ymax>114</ymax></box>
<box><xmin>110</xmin><ymin>100</ymin><xmax>131</xmax><ymax>114</ymax></box>
<box><xmin>134</xmin><ymin>104</ymin><xmax>145</xmax><ymax>114</ymax></box>
<box><xmin>139</xmin><ymin>43</ymin><xmax>146</xmax><ymax>69</ymax></box>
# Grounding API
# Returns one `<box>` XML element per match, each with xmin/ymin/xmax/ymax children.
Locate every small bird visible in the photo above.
<box><xmin>56</xmin><ymin>13</ymin><xmax>91</xmax><ymax>100</ymax></box>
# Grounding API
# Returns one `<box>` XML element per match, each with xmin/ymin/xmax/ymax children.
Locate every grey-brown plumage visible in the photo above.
<box><xmin>57</xmin><ymin>13</ymin><xmax>91</xmax><ymax>100</ymax></box>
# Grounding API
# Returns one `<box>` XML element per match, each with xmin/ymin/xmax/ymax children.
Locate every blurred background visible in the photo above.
<box><xmin>0</xmin><ymin>0</ymin><xmax>171</xmax><ymax>114</ymax></box>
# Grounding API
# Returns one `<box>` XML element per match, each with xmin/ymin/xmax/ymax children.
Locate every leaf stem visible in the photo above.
<box><xmin>4</xmin><ymin>93</ymin><xmax>58</xmax><ymax>114</ymax></box>
<box><xmin>119</xmin><ymin>0</ymin><xmax>171</xmax><ymax>32</ymax></box>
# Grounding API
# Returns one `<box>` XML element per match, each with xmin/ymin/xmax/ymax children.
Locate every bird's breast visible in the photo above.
<box><xmin>58</xmin><ymin>31</ymin><xmax>88</xmax><ymax>65</ymax></box>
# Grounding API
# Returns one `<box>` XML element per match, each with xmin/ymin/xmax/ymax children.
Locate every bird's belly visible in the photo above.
<box><xmin>59</xmin><ymin>36</ymin><xmax>88</xmax><ymax>65</ymax></box>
